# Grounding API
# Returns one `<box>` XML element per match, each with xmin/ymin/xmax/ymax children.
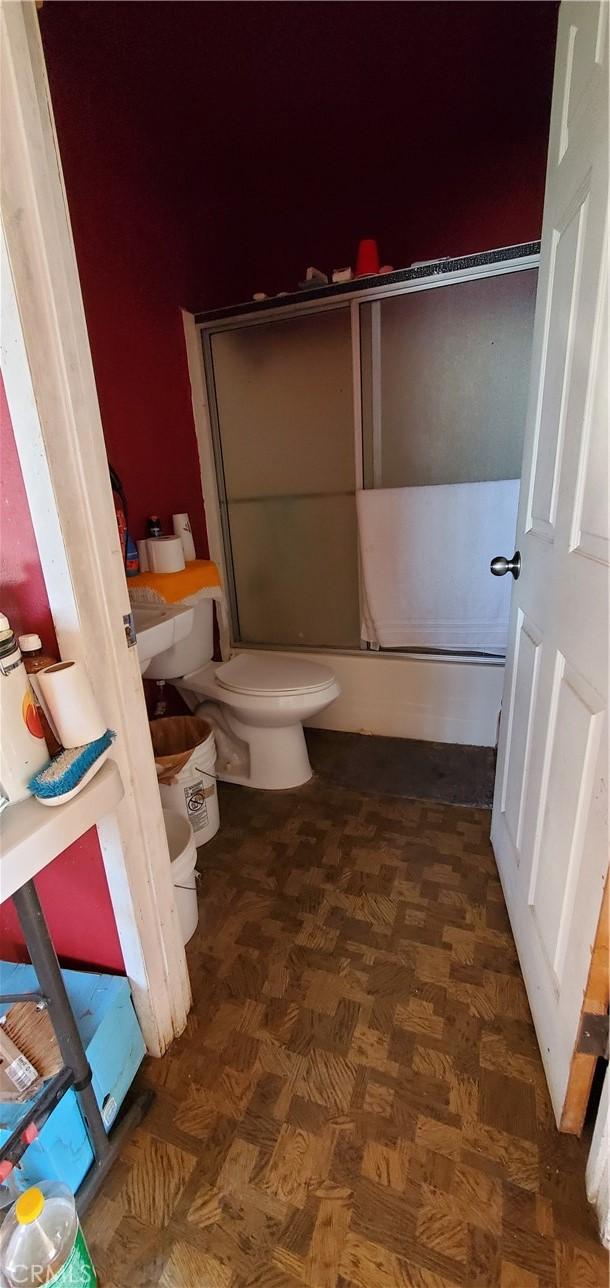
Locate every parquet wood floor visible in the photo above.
<box><xmin>84</xmin><ymin>777</ymin><xmax>608</xmax><ymax>1288</ymax></box>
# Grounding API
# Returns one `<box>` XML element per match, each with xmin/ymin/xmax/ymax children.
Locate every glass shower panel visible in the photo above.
<box><xmin>364</xmin><ymin>268</ymin><xmax>538</xmax><ymax>487</ymax></box>
<box><xmin>210</xmin><ymin>308</ymin><xmax>360</xmax><ymax>647</ymax></box>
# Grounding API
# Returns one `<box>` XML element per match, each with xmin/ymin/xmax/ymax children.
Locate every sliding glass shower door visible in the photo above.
<box><xmin>360</xmin><ymin>268</ymin><xmax>538</xmax><ymax>489</ymax></box>
<box><xmin>209</xmin><ymin>308</ymin><xmax>361</xmax><ymax>648</ymax></box>
<box><xmin>202</xmin><ymin>256</ymin><xmax>539</xmax><ymax>655</ymax></box>
<box><xmin>357</xmin><ymin>268</ymin><xmax>538</xmax><ymax>655</ymax></box>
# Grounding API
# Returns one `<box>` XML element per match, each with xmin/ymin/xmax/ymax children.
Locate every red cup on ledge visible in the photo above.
<box><xmin>355</xmin><ymin>238</ymin><xmax>380</xmax><ymax>277</ymax></box>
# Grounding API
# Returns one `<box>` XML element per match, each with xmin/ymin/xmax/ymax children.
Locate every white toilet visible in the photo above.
<box><xmin>146</xmin><ymin>598</ymin><xmax>340</xmax><ymax>789</ymax></box>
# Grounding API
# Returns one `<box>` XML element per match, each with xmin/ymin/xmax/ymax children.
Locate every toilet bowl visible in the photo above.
<box><xmin>178</xmin><ymin>653</ymin><xmax>341</xmax><ymax>790</ymax></box>
<box><xmin>143</xmin><ymin>596</ymin><xmax>340</xmax><ymax>789</ymax></box>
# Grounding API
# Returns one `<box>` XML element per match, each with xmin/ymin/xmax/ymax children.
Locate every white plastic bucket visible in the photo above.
<box><xmin>163</xmin><ymin>808</ymin><xmax>198</xmax><ymax>944</ymax></box>
<box><xmin>153</xmin><ymin>718</ymin><xmax>220</xmax><ymax>844</ymax></box>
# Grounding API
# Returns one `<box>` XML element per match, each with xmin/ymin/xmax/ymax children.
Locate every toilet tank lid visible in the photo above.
<box><xmin>216</xmin><ymin>653</ymin><xmax>336</xmax><ymax>696</ymax></box>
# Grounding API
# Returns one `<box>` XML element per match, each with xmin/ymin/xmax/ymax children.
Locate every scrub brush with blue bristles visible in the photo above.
<box><xmin>28</xmin><ymin>731</ymin><xmax>116</xmax><ymax>806</ymax></box>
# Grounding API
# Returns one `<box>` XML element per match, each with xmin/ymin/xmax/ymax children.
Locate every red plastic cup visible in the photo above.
<box><xmin>355</xmin><ymin>238</ymin><xmax>380</xmax><ymax>277</ymax></box>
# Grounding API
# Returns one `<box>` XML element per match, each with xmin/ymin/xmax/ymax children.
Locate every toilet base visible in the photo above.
<box><xmin>216</xmin><ymin>761</ymin><xmax>312</xmax><ymax>790</ymax></box>
<box><xmin>197</xmin><ymin>702</ymin><xmax>313</xmax><ymax>790</ymax></box>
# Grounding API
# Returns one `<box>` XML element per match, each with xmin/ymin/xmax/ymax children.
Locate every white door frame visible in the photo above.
<box><xmin>1</xmin><ymin>1</ymin><xmax>190</xmax><ymax>1055</ymax></box>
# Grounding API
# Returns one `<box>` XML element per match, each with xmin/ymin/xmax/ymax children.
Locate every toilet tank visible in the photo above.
<box><xmin>145</xmin><ymin>596</ymin><xmax>214</xmax><ymax>680</ymax></box>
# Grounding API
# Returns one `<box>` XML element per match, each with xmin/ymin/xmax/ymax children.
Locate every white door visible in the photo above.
<box><xmin>491</xmin><ymin>0</ymin><xmax>608</xmax><ymax>1131</ymax></box>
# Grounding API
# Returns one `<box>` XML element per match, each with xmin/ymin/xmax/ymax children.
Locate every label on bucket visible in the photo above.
<box><xmin>184</xmin><ymin>779</ymin><xmax>208</xmax><ymax>830</ymax></box>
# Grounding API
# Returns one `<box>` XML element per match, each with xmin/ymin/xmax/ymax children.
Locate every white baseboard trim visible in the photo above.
<box><xmin>236</xmin><ymin>649</ymin><xmax>504</xmax><ymax>746</ymax></box>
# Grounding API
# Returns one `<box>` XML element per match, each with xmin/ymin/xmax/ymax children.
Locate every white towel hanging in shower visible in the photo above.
<box><xmin>356</xmin><ymin>479</ymin><xmax>520</xmax><ymax>653</ymax></box>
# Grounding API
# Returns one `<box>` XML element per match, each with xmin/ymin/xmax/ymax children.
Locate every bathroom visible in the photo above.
<box><xmin>1</xmin><ymin>0</ymin><xmax>609</xmax><ymax>1282</ymax></box>
<box><xmin>40</xmin><ymin>0</ymin><xmax>551</xmax><ymax>767</ymax></box>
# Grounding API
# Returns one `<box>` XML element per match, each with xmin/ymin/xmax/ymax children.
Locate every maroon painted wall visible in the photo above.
<box><xmin>182</xmin><ymin>0</ymin><xmax>559</xmax><ymax>303</ymax></box>
<box><xmin>39</xmin><ymin>9</ymin><xmax>208</xmax><ymax>557</ymax></box>
<box><xmin>0</xmin><ymin>373</ymin><xmax>124</xmax><ymax>973</ymax></box>
<box><xmin>39</xmin><ymin>0</ymin><xmax>558</xmax><ymax>547</ymax></box>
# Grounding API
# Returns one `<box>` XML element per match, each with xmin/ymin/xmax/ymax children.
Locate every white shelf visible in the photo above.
<box><xmin>0</xmin><ymin>760</ymin><xmax>124</xmax><ymax>903</ymax></box>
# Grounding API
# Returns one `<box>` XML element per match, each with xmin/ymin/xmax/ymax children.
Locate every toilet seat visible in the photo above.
<box><xmin>215</xmin><ymin>653</ymin><xmax>336</xmax><ymax>698</ymax></box>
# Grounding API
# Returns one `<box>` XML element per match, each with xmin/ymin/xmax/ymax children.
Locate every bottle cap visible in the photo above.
<box><xmin>18</xmin><ymin>634</ymin><xmax>42</xmax><ymax>653</ymax></box>
<box><xmin>15</xmin><ymin>1186</ymin><xmax>45</xmax><ymax>1225</ymax></box>
<box><xmin>0</xmin><ymin>613</ymin><xmax>11</xmax><ymax>635</ymax></box>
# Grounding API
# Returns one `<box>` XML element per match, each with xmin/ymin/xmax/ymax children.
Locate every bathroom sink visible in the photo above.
<box><xmin>131</xmin><ymin>603</ymin><xmax>194</xmax><ymax>675</ymax></box>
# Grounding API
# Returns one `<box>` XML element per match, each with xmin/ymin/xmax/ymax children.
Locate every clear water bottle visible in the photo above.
<box><xmin>0</xmin><ymin>1182</ymin><xmax>97</xmax><ymax>1286</ymax></box>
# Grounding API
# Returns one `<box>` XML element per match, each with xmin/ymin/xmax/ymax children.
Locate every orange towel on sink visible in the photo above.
<box><xmin>128</xmin><ymin>559</ymin><xmax>222</xmax><ymax>604</ymax></box>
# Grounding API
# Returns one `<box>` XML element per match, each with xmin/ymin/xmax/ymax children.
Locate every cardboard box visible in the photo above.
<box><xmin>0</xmin><ymin>1027</ymin><xmax>40</xmax><ymax>1102</ymax></box>
<box><xmin>3</xmin><ymin>1001</ymin><xmax>62</xmax><ymax>1079</ymax></box>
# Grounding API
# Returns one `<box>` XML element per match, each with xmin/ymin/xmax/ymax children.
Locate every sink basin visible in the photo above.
<box><xmin>131</xmin><ymin>603</ymin><xmax>194</xmax><ymax>675</ymax></box>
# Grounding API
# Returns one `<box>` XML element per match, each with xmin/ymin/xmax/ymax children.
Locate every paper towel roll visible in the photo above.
<box><xmin>147</xmin><ymin>535</ymin><xmax>185</xmax><ymax>574</ymax></box>
<box><xmin>38</xmin><ymin>661</ymin><xmax>106</xmax><ymax>749</ymax></box>
<box><xmin>137</xmin><ymin>539</ymin><xmax>149</xmax><ymax>572</ymax></box>
<box><xmin>172</xmin><ymin>513</ymin><xmax>196</xmax><ymax>563</ymax></box>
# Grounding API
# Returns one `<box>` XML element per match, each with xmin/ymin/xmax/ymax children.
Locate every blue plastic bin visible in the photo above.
<box><xmin>0</xmin><ymin>963</ymin><xmax>146</xmax><ymax>1192</ymax></box>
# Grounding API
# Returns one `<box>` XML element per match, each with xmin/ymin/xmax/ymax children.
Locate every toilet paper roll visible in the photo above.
<box><xmin>38</xmin><ymin>661</ymin><xmax>106</xmax><ymax>749</ymax></box>
<box><xmin>172</xmin><ymin>513</ymin><xmax>196</xmax><ymax>563</ymax></box>
<box><xmin>137</xmin><ymin>539</ymin><xmax>149</xmax><ymax>572</ymax></box>
<box><xmin>147</xmin><ymin>535</ymin><xmax>186</xmax><ymax>574</ymax></box>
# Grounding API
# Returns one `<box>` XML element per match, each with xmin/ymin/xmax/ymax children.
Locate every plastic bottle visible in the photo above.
<box><xmin>125</xmin><ymin>533</ymin><xmax>140</xmax><ymax>577</ymax></box>
<box><xmin>0</xmin><ymin>1181</ymin><xmax>97</xmax><ymax>1286</ymax></box>
<box><xmin>0</xmin><ymin>615</ymin><xmax>49</xmax><ymax>810</ymax></box>
<box><xmin>147</xmin><ymin>514</ymin><xmax>162</xmax><ymax>538</ymax></box>
<box><xmin>112</xmin><ymin>488</ymin><xmax>127</xmax><ymax>559</ymax></box>
<box><xmin>18</xmin><ymin>635</ymin><xmax>62</xmax><ymax>757</ymax></box>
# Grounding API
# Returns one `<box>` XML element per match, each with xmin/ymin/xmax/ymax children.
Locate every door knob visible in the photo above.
<box><xmin>490</xmin><ymin>551</ymin><xmax>521</xmax><ymax>580</ymax></box>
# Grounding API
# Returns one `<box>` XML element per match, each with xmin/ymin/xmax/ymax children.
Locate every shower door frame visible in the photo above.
<box><xmin>201</xmin><ymin>300</ymin><xmax>363</xmax><ymax>650</ymax></box>
<box><xmin>189</xmin><ymin>244</ymin><xmax>540</xmax><ymax>664</ymax></box>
